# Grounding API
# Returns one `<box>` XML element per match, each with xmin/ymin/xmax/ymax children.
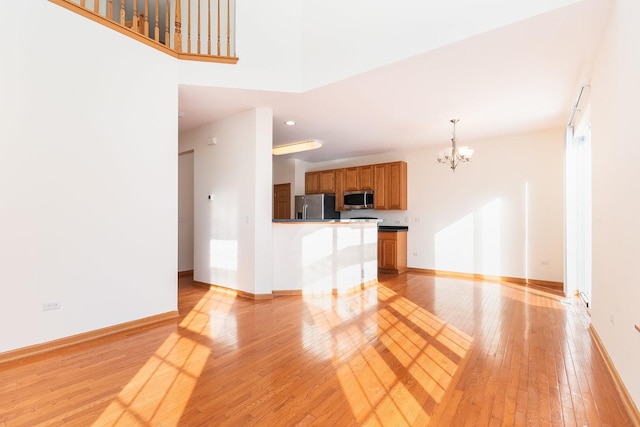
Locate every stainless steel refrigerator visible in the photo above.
<box><xmin>294</xmin><ymin>194</ymin><xmax>340</xmax><ymax>220</ymax></box>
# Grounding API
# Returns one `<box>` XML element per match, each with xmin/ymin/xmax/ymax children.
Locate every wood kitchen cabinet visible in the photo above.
<box><xmin>319</xmin><ymin>170</ymin><xmax>336</xmax><ymax>193</ymax></box>
<box><xmin>305</xmin><ymin>171</ymin><xmax>321</xmax><ymax>194</ymax></box>
<box><xmin>304</xmin><ymin>161</ymin><xmax>406</xmax><ymax>209</ymax></box>
<box><xmin>388</xmin><ymin>161</ymin><xmax>407</xmax><ymax>210</ymax></box>
<box><xmin>373</xmin><ymin>161</ymin><xmax>407</xmax><ymax>210</ymax></box>
<box><xmin>373</xmin><ymin>163</ymin><xmax>388</xmax><ymax>210</ymax></box>
<box><xmin>360</xmin><ymin>165</ymin><xmax>374</xmax><ymax>190</ymax></box>
<box><xmin>334</xmin><ymin>168</ymin><xmax>345</xmax><ymax>211</ymax></box>
<box><xmin>378</xmin><ymin>231</ymin><xmax>407</xmax><ymax>274</ymax></box>
<box><xmin>306</xmin><ymin>170</ymin><xmax>336</xmax><ymax>194</ymax></box>
<box><xmin>345</xmin><ymin>167</ymin><xmax>360</xmax><ymax>191</ymax></box>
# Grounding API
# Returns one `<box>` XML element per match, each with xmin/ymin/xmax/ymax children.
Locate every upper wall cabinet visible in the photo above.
<box><xmin>305</xmin><ymin>170</ymin><xmax>336</xmax><ymax>194</ymax></box>
<box><xmin>305</xmin><ymin>171</ymin><xmax>321</xmax><ymax>194</ymax></box>
<box><xmin>306</xmin><ymin>161</ymin><xmax>407</xmax><ymax>210</ymax></box>
<box><xmin>320</xmin><ymin>170</ymin><xmax>335</xmax><ymax>193</ymax></box>
<box><xmin>387</xmin><ymin>161</ymin><xmax>407</xmax><ymax>210</ymax></box>
<box><xmin>360</xmin><ymin>165</ymin><xmax>374</xmax><ymax>190</ymax></box>
<box><xmin>335</xmin><ymin>169</ymin><xmax>345</xmax><ymax>211</ymax></box>
<box><xmin>345</xmin><ymin>167</ymin><xmax>361</xmax><ymax>191</ymax></box>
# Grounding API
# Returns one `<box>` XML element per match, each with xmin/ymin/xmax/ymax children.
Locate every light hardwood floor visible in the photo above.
<box><xmin>0</xmin><ymin>272</ymin><xmax>634</xmax><ymax>426</ymax></box>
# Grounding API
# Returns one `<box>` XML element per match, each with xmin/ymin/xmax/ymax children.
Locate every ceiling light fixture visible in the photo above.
<box><xmin>284</xmin><ymin>120</ymin><xmax>296</xmax><ymax>126</ymax></box>
<box><xmin>437</xmin><ymin>119</ymin><xmax>473</xmax><ymax>171</ymax></box>
<box><xmin>272</xmin><ymin>139</ymin><xmax>322</xmax><ymax>156</ymax></box>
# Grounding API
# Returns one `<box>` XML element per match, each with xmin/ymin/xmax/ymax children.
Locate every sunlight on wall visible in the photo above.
<box><xmin>302</xmin><ymin>229</ymin><xmax>334</xmax><ymax>266</ymax></box>
<box><xmin>209</xmin><ymin>238</ymin><xmax>238</xmax><ymax>271</ymax></box>
<box><xmin>298</xmin><ymin>226</ymin><xmax>377</xmax><ymax>295</ymax></box>
<box><xmin>303</xmin><ymin>284</ymin><xmax>472</xmax><ymax>425</ymax></box>
<box><xmin>435</xmin><ymin>213</ymin><xmax>474</xmax><ymax>272</ymax></box>
<box><xmin>480</xmin><ymin>199</ymin><xmax>502</xmax><ymax>275</ymax></box>
<box><xmin>434</xmin><ymin>199</ymin><xmax>503</xmax><ymax>276</ymax></box>
<box><xmin>524</xmin><ymin>182</ymin><xmax>530</xmax><ymax>280</ymax></box>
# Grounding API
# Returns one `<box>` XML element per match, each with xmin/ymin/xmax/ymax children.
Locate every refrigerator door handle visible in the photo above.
<box><xmin>303</xmin><ymin>203</ymin><xmax>307</xmax><ymax>219</ymax></box>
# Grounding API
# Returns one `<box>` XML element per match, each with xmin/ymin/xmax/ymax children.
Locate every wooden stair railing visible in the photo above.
<box><xmin>49</xmin><ymin>0</ymin><xmax>238</xmax><ymax>64</ymax></box>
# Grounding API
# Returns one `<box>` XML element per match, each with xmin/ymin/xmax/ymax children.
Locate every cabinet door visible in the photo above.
<box><xmin>360</xmin><ymin>165</ymin><xmax>374</xmax><ymax>190</ymax></box>
<box><xmin>373</xmin><ymin>163</ymin><xmax>388</xmax><ymax>209</ymax></box>
<box><xmin>305</xmin><ymin>171</ymin><xmax>320</xmax><ymax>194</ymax></box>
<box><xmin>319</xmin><ymin>170</ymin><xmax>335</xmax><ymax>193</ymax></box>
<box><xmin>345</xmin><ymin>167</ymin><xmax>360</xmax><ymax>191</ymax></box>
<box><xmin>378</xmin><ymin>234</ymin><xmax>397</xmax><ymax>270</ymax></box>
<box><xmin>335</xmin><ymin>169</ymin><xmax>345</xmax><ymax>211</ymax></box>
<box><xmin>388</xmin><ymin>162</ymin><xmax>407</xmax><ymax>210</ymax></box>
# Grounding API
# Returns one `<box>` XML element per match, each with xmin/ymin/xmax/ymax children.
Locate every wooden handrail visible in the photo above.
<box><xmin>49</xmin><ymin>0</ymin><xmax>237</xmax><ymax>63</ymax></box>
<box><xmin>635</xmin><ymin>324</ymin><xmax>640</xmax><ymax>333</ymax></box>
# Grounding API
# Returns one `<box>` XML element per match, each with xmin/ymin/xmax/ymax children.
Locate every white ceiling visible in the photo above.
<box><xmin>178</xmin><ymin>0</ymin><xmax>611</xmax><ymax>163</ymax></box>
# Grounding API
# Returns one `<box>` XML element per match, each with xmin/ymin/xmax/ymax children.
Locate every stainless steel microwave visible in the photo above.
<box><xmin>344</xmin><ymin>190</ymin><xmax>374</xmax><ymax>210</ymax></box>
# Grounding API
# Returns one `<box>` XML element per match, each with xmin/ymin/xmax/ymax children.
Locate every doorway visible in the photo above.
<box><xmin>273</xmin><ymin>183</ymin><xmax>291</xmax><ymax>219</ymax></box>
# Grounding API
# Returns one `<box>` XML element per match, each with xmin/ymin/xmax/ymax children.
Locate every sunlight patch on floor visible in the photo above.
<box><xmin>306</xmin><ymin>284</ymin><xmax>473</xmax><ymax>425</ymax></box>
<box><xmin>93</xmin><ymin>289</ymin><xmax>235</xmax><ymax>426</ymax></box>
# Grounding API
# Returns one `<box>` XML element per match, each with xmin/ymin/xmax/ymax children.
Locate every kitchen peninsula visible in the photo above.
<box><xmin>272</xmin><ymin>219</ymin><xmax>380</xmax><ymax>294</ymax></box>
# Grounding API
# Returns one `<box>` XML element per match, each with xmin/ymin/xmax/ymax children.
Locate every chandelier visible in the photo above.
<box><xmin>437</xmin><ymin>119</ymin><xmax>473</xmax><ymax>171</ymax></box>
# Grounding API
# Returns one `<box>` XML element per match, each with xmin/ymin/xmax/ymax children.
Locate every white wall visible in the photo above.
<box><xmin>178</xmin><ymin>152</ymin><xmax>195</xmax><ymax>272</ymax></box>
<box><xmin>589</xmin><ymin>0</ymin><xmax>640</xmax><ymax>406</ymax></box>
<box><xmin>0</xmin><ymin>2</ymin><xmax>178</xmax><ymax>353</ymax></box>
<box><xmin>300</xmin><ymin>0</ymin><xmax>584</xmax><ymax>90</ymax></box>
<box><xmin>178</xmin><ymin>0</ymin><xmax>584</xmax><ymax>93</ymax></box>
<box><xmin>180</xmin><ymin>109</ymin><xmax>273</xmax><ymax>296</ymax></box>
<box><xmin>289</xmin><ymin>128</ymin><xmax>564</xmax><ymax>282</ymax></box>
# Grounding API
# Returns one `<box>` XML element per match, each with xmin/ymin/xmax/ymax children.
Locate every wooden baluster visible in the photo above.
<box><xmin>216</xmin><ymin>0</ymin><xmax>220</xmax><ymax>55</ymax></box>
<box><xmin>165</xmin><ymin>0</ymin><xmax>169</xmax><ymax>46</ymax></box>
<box><xmin>187</xmin><ymin>0</ymin><xmax>191</xmax><ymax>53</ymax></box>
<box><xmin>133</xmin><ymin>0</ymin><xmax>139</xmax><ymax>33</ymax></box>
<box><xmin>226</xmin><ymin>0</ymin><xmax>230</xmax><ymax>56</ymax></box>
<box><xmin>207</xmin><ymin>0</ymin><xmax>211</xmax><ymax>55</ymax></box>
<box><xmin>155</xmin><ymin>0</ymin><xmax>160</xmax><ymax>41</ymax></box>
<box><xmin>108</xmin><ymin>0</ymin><xmax>113</xmax><ymax>20</ymax></box>
<box><xmin>175</xmin><ymin>0</ymin><xmax>182</xmax><ymax>52</ymax></box>
<box><xmin>144</xmin><ymin>0</ymin><xmax>150</xmax><ymax>37</ymax></box>
<box><xmin>120</xmin><ymin>0</ymin><xmax>125</xmax><ymax>25</ymax></box>
<box><xmin>197</xmin><ymin>0</ymin><xmax>201</xmax><ymax>54</ymax></box>
<box><xmin>80</xmin><ymin>0</ymin><xmax>85</xmax><ymax>7</ymax></box>
<box><xmin>94</xmin><ymin>0</ymin><xmax>99</xmax><ymax>13</ymax></box>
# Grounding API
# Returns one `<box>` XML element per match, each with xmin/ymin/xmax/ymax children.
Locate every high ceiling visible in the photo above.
<box><xmin>178</xmin><ymin>0</ymin><xmax>611</xmax><ymax>163</ymax></box>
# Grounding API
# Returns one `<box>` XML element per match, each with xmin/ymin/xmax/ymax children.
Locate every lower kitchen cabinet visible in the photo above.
<box><xmin>378</xmin><ymin>231</ymin><xmax>407</xmax><ymax>274</ymax></box>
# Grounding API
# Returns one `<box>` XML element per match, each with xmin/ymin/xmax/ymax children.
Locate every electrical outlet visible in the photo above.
<box><xmin>541</xmin><ymin>261</ymin><xmax>550</xmax><ymax>266</ymax></box>
<box><xmin>43</xmin><ymin>300</ymin><xmax>62</xmax><ymax>311</ymax></box>
<box><xmin>412</xmin><ymin>252</ymin><xmax>418</xmax><ymax>256</ymax></box>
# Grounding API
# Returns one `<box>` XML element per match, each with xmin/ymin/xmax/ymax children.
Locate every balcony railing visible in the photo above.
<box><xmin>50</xmin><ymin>0</ymin><xmax>237</xmax><ymax>63</ymax></box>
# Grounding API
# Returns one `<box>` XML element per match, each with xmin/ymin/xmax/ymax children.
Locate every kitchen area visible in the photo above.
<box><xmin>272</xmin><ymin>161</ymin><xmax>408</xmax><ymax>294</ymax></box>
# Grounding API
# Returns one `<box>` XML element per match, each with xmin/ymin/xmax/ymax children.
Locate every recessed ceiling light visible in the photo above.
<box><xmin>284</xmin><ymin>120</ymin><xmax>296</xmax><ymax>126</ymax></box>
<box><xmin>272</xmin><ymin>139</ymin><xmax>322</xmax><ymax>156</ymax></box>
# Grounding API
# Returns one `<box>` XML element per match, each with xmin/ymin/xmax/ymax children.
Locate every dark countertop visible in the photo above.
<box><xmin>378</xmin><ymin>225</ymin><xmax>409</xmax><ymax>232</ymax></box>
<box><xmin>273</xmin><ymin>219</ymin><xmax>382</xmax><ymax>223</ymax></box>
